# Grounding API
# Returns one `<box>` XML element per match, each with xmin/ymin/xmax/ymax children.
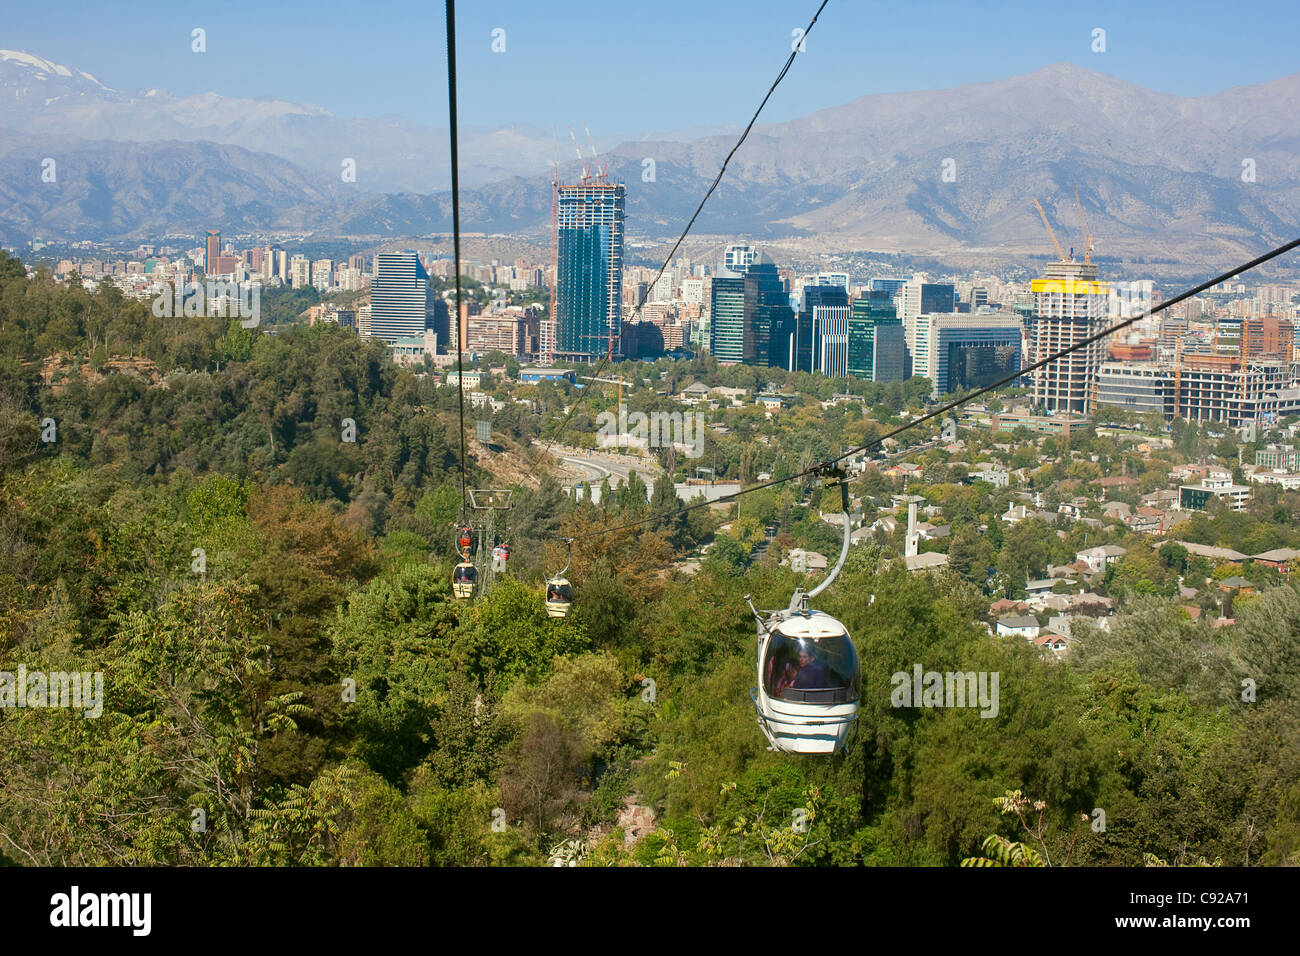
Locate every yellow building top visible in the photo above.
<box><xmin>1031</xmin><ymin>278</ymin><xmax>1110</xmax><ymax>295</ymax></box>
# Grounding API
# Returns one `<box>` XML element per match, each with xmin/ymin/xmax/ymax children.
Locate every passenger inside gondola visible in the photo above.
<box><xmin>763</xmin><ymin>632</ymin><xmax>859</xmax><ymax>701</ymax></box>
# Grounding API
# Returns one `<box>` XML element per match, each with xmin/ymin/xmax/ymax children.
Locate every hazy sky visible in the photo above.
<box><xmin>9</xmin><ymin>0</ymin><xmax>1299</xmax><ymax>135</ymax></box>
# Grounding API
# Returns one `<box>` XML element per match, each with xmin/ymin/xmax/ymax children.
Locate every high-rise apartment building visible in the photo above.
<box><xmin>290</xmin><ymin>256</ymin><xmax>311</xmax><ymax>290</ymax></box>
<box><xmin>312</xmin><ymin>259</ymin><xmax>333</xmax><ymax>291</ymax></box>
<box><xmin>1030</xmin><ymin>260</ymin><xmax>1110</xmax><ymax>414</ymax></box>
<box><xmin>555</xmin><ymin>181</ymin><xmax>624</xmax><ymax>362</ymax></box>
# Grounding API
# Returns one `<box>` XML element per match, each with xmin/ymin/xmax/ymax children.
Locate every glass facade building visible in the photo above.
<box><xmin>556</xmin><ymin>182</ymin><xmax>624</xmax><ymax>362</ymax></box>
<box><xmin>795</xmin><ymin>284</ymin><xmax>850</xmax><ymax>373</ymax></box>
<box><xmin>743</xmin><ymin>258</ymin><xmax>794</xmax><ymax>368</ymax></box>
<box><xmin>709</xmin><ymin>275</ymin><xmax>747</xmax><ymax>364</ymax></box>
<box><xmin>848</xmin><ymin>292</ymin><xmax>905</xmax><ymax>382</ymax></box>
<box><xmin>371</xmin><ymin>253</ymin><xmax>437</xmax><ymax>344</ymax></box>
<box><xmin>914</xmin><ymin>313</ymin><xmax>1023</xmax><ymax>398</ymax></box>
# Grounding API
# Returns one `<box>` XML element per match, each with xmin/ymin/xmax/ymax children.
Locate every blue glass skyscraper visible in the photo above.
<box><xmin>556</xmin><ymin>181</ymin><xmax>624</xmax><ymax>362</ymax></box>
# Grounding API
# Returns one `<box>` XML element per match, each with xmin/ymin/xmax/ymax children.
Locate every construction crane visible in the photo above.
<box><xmin>583</xmin><ymin>123</ymin><xmax>608</xmax><ymax>181</ymax></box>
<box><xmin>568</xmin><ymin>126</ymin><xmax>590</xmax><ymax>183</ymax></box>
<box><xmin>1033</xmin><ymin>198</ymin><xmax>1068</xmax><ymax>262</ymax></box>
<box><xmin>1074</xmin><ymin>186</ymin><xmax>1094</xmax><ymax>264</ymax></box>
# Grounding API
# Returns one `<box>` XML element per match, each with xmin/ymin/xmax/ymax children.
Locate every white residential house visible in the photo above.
<box><xmin>996</xmin><ymin>614</ymin><xmax>1041</xmax><ymax>639</ymax></box>
<box><xmin>1002</xmin><ymin>503</ymin><xmax>1033</xmax><ymax>524</ymax></box>
<box><xmin>870</xmin><ymin>515</ymin><xmax>898</xmax><ymax>536</ymax></box>
<box><xmin>1075</xmin><ymin>545</ymin><xmax>1127</xmax><ymax>575</ymax></box>
<box><xmin>1032</xmin><ymin>634</ymin><xmax>1070</xmax><ymax>657</ymax></box>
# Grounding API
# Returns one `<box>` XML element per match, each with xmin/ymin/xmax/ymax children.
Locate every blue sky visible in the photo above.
<box><xmin>9</xmin><ymin>0</ymin><xmax>1300</xmax><ymax>134</ymax></box>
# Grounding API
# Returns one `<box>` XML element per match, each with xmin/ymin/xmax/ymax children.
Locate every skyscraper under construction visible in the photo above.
<box><xmin>1030</xmin><ymin>259</ymin><xmax>1110</xmax><ymax>414</ymax></box>
<box><xmin>554</xmin><ymin>180</ymin><xmax>624</xmax><ymax>363</ymax></box>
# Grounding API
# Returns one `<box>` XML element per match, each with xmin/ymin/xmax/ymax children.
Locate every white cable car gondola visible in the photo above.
<box><xmin>452</xmin><ymin>562</ymin><xmax>477</xmax><ymax>599</ymax></box>
<box><xmin>749</xmin><ymin>468</ymin><xmax>860</xmax><ymax>755</ymax></box>
<box><xmin>545</xmin><ymin>540</ymin><xmax>573</xmax><ymax>619</ymax></box>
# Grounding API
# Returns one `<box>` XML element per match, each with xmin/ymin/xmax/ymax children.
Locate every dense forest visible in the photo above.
<box><xmin>2</xmin><ymin>250</ymin><xmax>1299</xmax><ymax>867</ymax></box>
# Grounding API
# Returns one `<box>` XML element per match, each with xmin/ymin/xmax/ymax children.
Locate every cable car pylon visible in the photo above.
<box><xmin>748</xmin><ymin>465</ymin><xmax>860</xmax><ymax>755</ymax></box>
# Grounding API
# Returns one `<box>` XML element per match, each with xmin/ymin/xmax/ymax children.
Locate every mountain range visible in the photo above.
<box><xmin>3</xmin><ymin>49</ymin><xmax>1300</xmax><ymax>266</ymax></box>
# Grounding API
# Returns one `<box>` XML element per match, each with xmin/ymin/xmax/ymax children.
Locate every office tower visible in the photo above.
<box><xmin>370</xmin><ymin>252</ymin><xmax>437</xmax><ymax>344</ymax></box>
<box><xmin>913</xmin><ymin>313</ymin><xmax>1022</xmax><ymax>398</ymax></box>
<box><xmin>555</xmin><ymin>181</ymin><xmax>624</xmax><ymax>362</ymax></box>
<box><xmin>724</xmin><ymin>244</ymin><xmax>758</xmax><ymax>275</ymax></box>
<box><xmin>898</xmin><ymin>279</ymin><xmax>956</xmax><ymax>375</ymax></box>
<box><xmin>868</xmin><ymin>277</ymin><xmax>906</xmax><ymax>296</ymax></box>
<box><xmin>1095</xmin><ymin>363</ymin><xmax>1174</xmax><ymax>417</ymax></box>
<box><xmin>710</xmin><ymin>275</ymin><xmax>746</xmax><ymax>363</ymax></box>
<box><xmin>205</xmin><ymin>231</ymin><xmax>220</xmax><ymax>273</ymax></box>
<box><xmin>743</xmin><ymin>255</ymin><xmax>795</xmax><ymax>368</ymax></box>
<box><xmin>898</xmin><ymin>279</ymin><xmax>955</xmax><ymax>326</ymax></box>
<box><xmin>795</xmin><ymin>284</ymin><xmax>849</xmax><ymax>373</ymax></box>
<box><xmin>816</xmin><ymin>272</ymin><xmax>850</xmax><ymax>290</ymax></box>
<box><xmin>1030</xmin><ymin>260</ymin><xmax>1110</xmax><ymax>414</ymax></box>
<box><xmin>431</xmin><ymin>297</ymin><xmax>450</xmax><ymax>348</ymax></box>
<box><xmin>813</xmin><ymin>305</ymin><xmax>852</xmax><ymax>377</ymax></box>
<box><xmin>848</xmin><ymin>291</ymin><xmax>905</xmax><ymax>382</ymax></box>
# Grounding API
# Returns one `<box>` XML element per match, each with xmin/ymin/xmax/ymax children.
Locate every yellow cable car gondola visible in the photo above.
<box><xmin>545</xmin><ymin>577</ymin><xmax>573</xmax><ymax>618</ymax></box>
<box><xmin>545</xmin><ymin>539</ymin><xmax>574</xmax><ymax>619</ymax></box>
<box><xmin>452</xmin><ymin>562</ymin><xmax>477</xmax><ymax>599</ymax></box>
